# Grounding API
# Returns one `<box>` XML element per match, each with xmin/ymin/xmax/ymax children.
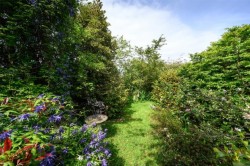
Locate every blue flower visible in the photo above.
<box><xmin>81</xmin><ymin>124</ymin><xmax>88</xmax><ymax>132</ymax></box>
<box><xmin>80</xmin><ymin>138</ymin><xmax>87</xmax><ymax>143</ymax></box>
<box><xmin>37</xmin><ymin>94</ymin><xmax>44</xmax><ymax>99</ymax></box>
<box><xmin>62</xmin><ymin>148</ymin><xmax>68</xmax><ymax>154</ymax></box>
<box><xmin>19</xmin><ymin>113</ymin><xmax>31</xmax><ymax>121</ymax></box>
<box><xmin>97</xmin><ymin>131</ymin><xmax>107</xmax><ymax>141</ymax></box>
<box><xmin>102</xmin><ymin>159</ymin><xmax>108</xmax><ymax>166</ymax></box>
<box><xmin>51</xmin><ymin>97</ymin><xmax>59</xmax><ymax>102</ymax></box>
<box><xmin>39</xmin><ymin>154</ymin><xmax>56</xmax><ymax>166</ymax></box>
<box><xmin>35</xmin><ymin>103</ymin><xmax>46</xmax><ymax>113</ymax></box>
<box><xmin>92</xmin><ymin>122</ymin><xmax>97</xmax><ymax>127</ymax></box>
<box><xmin>87</xmin><ymin>162</ymin><xmax>92</xmax><ymax>166</ymax></box>
<box><xmin>104</xmin><ymin>149</ymin><xmax>111</xmax><ymax>157</ymax></box>
<box><xmin>48</xmin><ymin>115</ymin><xmax>62</xmax><ymax>123</ymax></box>
<box><xmin>71</xmin><ymin>129</ymin><xmax>78</xmax><ymax>135</ymax></box>
<box><xmin>0</xmin><ymin>131</ymin><xmax>11</xmax><ymax>141</ymax></box>
<box><xmin>33</xmin><ymin>125</ymin><xmax>40</xmax><ymax>133</ymax></box>
<box><xmin>43</xmin><ymin>128</ymin><xmax>51</xmax><ymax>134</ymax></box>
<box><xmin>58</xmin><ymin>126</ymin><xmax>64</xmax><ymax>133</ymax></box>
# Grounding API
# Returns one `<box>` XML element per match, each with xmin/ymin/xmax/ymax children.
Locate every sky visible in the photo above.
<box><xmin>101</xmin><ymin>0</ymin><xmax>250</xmax><ymax>61</ymax></box>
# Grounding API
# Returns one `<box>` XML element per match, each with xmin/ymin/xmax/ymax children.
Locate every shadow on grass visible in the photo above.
<box><xmin>101</xmin><ymin>102</ymin><xmax>162</xmax><ymax>166</ymax></box>
<box><xmin>102</xmin><ymin>122</ymin><xmax>125</xmax><ymax>165</ymax></box>
<box><xmin>107</xmin><ymin>142</ymin><xmax>125</xmax><ymax>166</ymax></box>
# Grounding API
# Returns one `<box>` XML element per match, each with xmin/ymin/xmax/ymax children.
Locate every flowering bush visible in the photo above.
<box><xmin>0</xmin><ymin>94</ymin><xmax>111</xmax><ymax>165</ymax></box>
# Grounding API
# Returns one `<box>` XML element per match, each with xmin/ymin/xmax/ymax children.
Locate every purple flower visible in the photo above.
<box><xmin>0</xmin><ymin>131</ymin><xmax>11</xmax><ymax>141</ymax></box>
<box><xmin>59</xmin><ymin>126</ymin><xmax>64</xmax><ymax>133</ymax></box>
<box><xmin>97</xmin><ymin>131</ymin><xmax>107</xmax><ymax>141</ymax></box>
<box><xmin>35</xmin><ymin>103</ymin><xmax>46</xmax><ymax>113</ymax></box>
<box><xmin>39</xmin><ymin>153</ymin><xmax>55</xmax><ymax>166</ymax></box>
<box><xmin>92</xmin><ymin>122</ymin><xmax>97</xmax><ymax>127</ymax></box>
<box><xmin>33</xmin><ymin>125</ymin><xmax>40</xmax><ymax>133</ymax></box>
<box><xmin>81</xmin><ymin>124</ymin><xmax>88</xmax><ymax>132</ymax></box>
<box><xmin>87</xmin><ymin>162</ymin><xmax>92</xmax><ymax>166</ymax></box>
<box><xmin>91</xmin><ymin>134</ymin><xmax>97</xmax><ymax>139</ymax></box>
<box><xmin>102</xmin><ymin>159</ymin><xmax>108</xmax><ymax>166</ymax></box>
<box><xmin>48</xmin><ymin>115</ymin><xmax>62</xmax><ymax>123</ymax></box>
<box><xmin>83</xmin><ymin>146</ymin><xmax>90</xmax><ymax>154</ymax></box>
<box><xmin>19</xmin><ymin>113</ymin><xmax>31</xmax><ymax>121</ymax></box>
<box><xmin>104</xmin><ymin>149</ymin><xmax>111</xmax><ymax>157</ymax></box>
<box><xmin>72</xmin><ymin>129</ymin><xmax>78</xmax><ymax>135</ymax></box>
<box><xmin>62</xmin><ymin>148</ymin><xmax>68</xmax><ymax>154</ymax></box>
<box><xmin>37</xmin><ymin>94</ymin><xmax>44</xmax><ymax>99</ymax></box>
<box><xmin>80</xmin><ymin>138</ymin><xmax>87</xmax><ymax>143</ymax></box>
<box><xmin>43</xmin><ymin>128</ymin><xmax>51</xmax><ymax>134</ymax></box>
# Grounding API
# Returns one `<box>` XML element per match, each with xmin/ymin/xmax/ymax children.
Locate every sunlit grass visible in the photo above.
<box><xmin>102</xmin><ymin>101</ymin><xmax>160</xmax><ymax>166</ymax></box>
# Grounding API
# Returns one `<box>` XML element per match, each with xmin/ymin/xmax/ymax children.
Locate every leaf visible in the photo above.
<box><xmin>213</xmin><ymin>147</ymin><xmax>225</xmax><ymax>158</ymax></box>
<box><xmin>3</xmin><ymin>162</ymin><xmax>14</xmax><ymax>166</ymax></box>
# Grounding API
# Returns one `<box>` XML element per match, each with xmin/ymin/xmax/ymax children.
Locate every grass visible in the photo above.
<box><xmin>102</xmin><ymin>101</ymin><xmax>161</xmax><ymax>166</ymax></box>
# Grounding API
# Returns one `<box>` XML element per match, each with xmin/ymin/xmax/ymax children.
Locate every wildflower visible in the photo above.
<box><xmin>92</xmin><ymin>122</ymin><xmax>97</xmax><ymax>127</ymax></box>
<box><xmin>81</xmin><ymin>124</ymin><xmax>88</xmax><ymax>132</ymax></box>
<box><xmin>72</xmin><ymin>129</ymin><xmax>78</xmax><ymax>135</ymax></box>
<box><xmin>62</xmin><ymin>148</ymin><xmax>68</xmax><ymax>154</ymax></box>
<box><xmin>104</xmin><ymin>149</ymin><xmax>111</xmax><ymax>157</ymax></box>
<box><xmin>51</xmin><ymin>97</ymin><xmax>59</xmax><ymax>102</ymax></box>
<box><xmin>221</xmin><ymin>97</ymin><xmax>226</xmax><ymax>101</ymax></box>
<box><xmin>80</xmin><ymin>138</ymin><xmax>87</xmax><ymax>143</ymax></box>
<box><xmin>87</xmin><ymin>162</ymin><xmax>92</xmax><ymax>166</ymax></box>
<box><xmin>91</xmin><ymin>134</ymin><xmax>97</xmax><ymax>139</ymax></box>
<box><xmin>0</xmin><ymin>131</ymin><xmax>11</xmax><ymax>141</ymax></box>
<box><xmin>37</xmin><ymin>94</ymin><xmax>44</xmax><ymax>99</ymax></box>
<box><xmin>39</xmin><ymin>153</ymin><xmax>56</xmax><ymax>166</ymax></box>
<box><xmin>58</xmin><ymin>126</ymin><xmax>64</xmax><ymax>134</ymax></box>
<box><xmin>48</xmin><ymin>115</ymin><xmax>62</xmax><ymax>123</ymax></box>
<box><xmin>34</xmin><ymin>103</ymin><xmax>46</xmax><ymax>113</ymax></box>
<box><xmin>19</xmin><ymin>113</ymin><xmax>31</xmax><ymax>121</ymax></box>
<box><xmin>234</xmin><ymin>127</ymin><xmax>241</xmax><ymax>132</ymax></box>
<box><xmin>83</xmin><ymin>146</ymin><xmax>90</xmax><ymax>154</ymax></box>
<box><xmin>33</xmin><ymin>125</ymin><xmax>40</xmax><ymax>133</ymax></box>
<box><xmin>77</xmin><ymin>155</ymin><xmax>83</xmax><ymax>161</ymax></box>
<box><xmin>102</xmin><ymin>159</ymin><xmax>108</xmax><ymax>166</ymax></box>
<box><xmin>97</xmin><ymin>131</ymin><xmax>106</xmax><ymax>141</ymax></box>
<box><xmin>43</xmin><ymin>128</ymin><xmax>51</xmax><ymax>134</ymax></box>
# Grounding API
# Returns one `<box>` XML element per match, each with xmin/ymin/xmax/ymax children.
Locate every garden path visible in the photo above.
<box><xmin>103</xmin><ymin>101</ymin><xmax>160</xmax><ymax>166</ymax></box>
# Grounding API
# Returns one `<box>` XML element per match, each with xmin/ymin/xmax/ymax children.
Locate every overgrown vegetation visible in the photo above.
<box><xmin>152</xmin><ymin>25</ymin><xmax>250</xmax><ymax>166</ymax></box>
<box><xmin>1</xmin><ymin>0</ymin><xmax>249</xmax><ymax>165</ymax></box>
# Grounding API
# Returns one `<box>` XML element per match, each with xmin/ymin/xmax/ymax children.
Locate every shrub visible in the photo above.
<box><xmin>0</xmin><ymin>94</ymin><xmax>111</xmax><ymax>165</ymax></box>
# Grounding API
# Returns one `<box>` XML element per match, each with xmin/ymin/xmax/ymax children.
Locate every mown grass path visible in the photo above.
<box><xmin>102</xmin><ymin>101</ymin><xmax>160</xmax><ymax>166</ymax></box>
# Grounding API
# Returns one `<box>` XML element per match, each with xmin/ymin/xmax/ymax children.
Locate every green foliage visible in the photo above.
<box><xmin>153</xmin><ymin>107</ymin><xmax>232</xmax><ymax>165</ymax></box>
<box><xmin>71</xmin><ymin>0</ymin><xmax>129</xmax><ymax>118</ymax></box>
<box><xmin>0</xmin><ymin>94</ymin><xmax>110</xmax><ymax>165</ymax></box>
<box><xmin>122</xmin><ymin>36</ymin><xmax>166</xmax><ymax>100</ymax></box>
<box><xmin>181</xmin><ymin>25</ymin><xmax>250</xmax><ymax>94</ymax></box>
<box><xmin>152</xmin><ymin>63</ymin><xmax>182</xmax><ymax>108</ymax></box>
<box><xmin>152</xmin><ymin>25</ymin><xmax>250</xmax><ymax>165</ymax></box>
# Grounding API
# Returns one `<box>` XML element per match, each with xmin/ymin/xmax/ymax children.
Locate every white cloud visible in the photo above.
<box><xmin>102</xmin><ymin>0</ymin><xmax>221</xmax><ymax>61</ymax></box>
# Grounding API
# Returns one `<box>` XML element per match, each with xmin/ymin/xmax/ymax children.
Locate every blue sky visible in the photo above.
<box><xmin>102</xmin><ymin>0</ymin><xmax>250</xmax><ymax>61</ymax></box>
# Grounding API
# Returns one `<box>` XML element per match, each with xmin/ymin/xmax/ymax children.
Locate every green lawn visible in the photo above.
<box><xmin>102</xmin><ymin>101</ymin><xmax>161</xmax><ymax>166</ymax></box>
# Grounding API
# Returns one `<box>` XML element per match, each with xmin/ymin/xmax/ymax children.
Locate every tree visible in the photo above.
<box><xmin>181</xmin><ymin>24</ymin><xmax>250</xmax><ymax>94</ymax></box>
<box><xmin>123</xmin><ymin>36</ymin><xmax>166</xmax><ymax>99</ymax></box>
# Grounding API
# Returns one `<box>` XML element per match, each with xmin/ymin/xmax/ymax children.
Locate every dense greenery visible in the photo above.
<box><xmin>152</xmin><ymin>25</ymin><xmax>250</xmax><ymax>166</ymax></box>
<box><xmin>0</xmin><ymin>0</ymin><xmax>127</xmax><ymax>165</ymax></box>
<box><xmin>181</xmin><ymin>25</ymin><xmax>250</xmax><ymax>94</ymax></box>
<box><xmin>1</xmin><ymin>0</ymin><xmax>249</xmax><ymax>165</ymax></box>
<box><xmin>0</xmin><ymin>94</ymin><xmax>110</xmax><ymax>165</ymax></box>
